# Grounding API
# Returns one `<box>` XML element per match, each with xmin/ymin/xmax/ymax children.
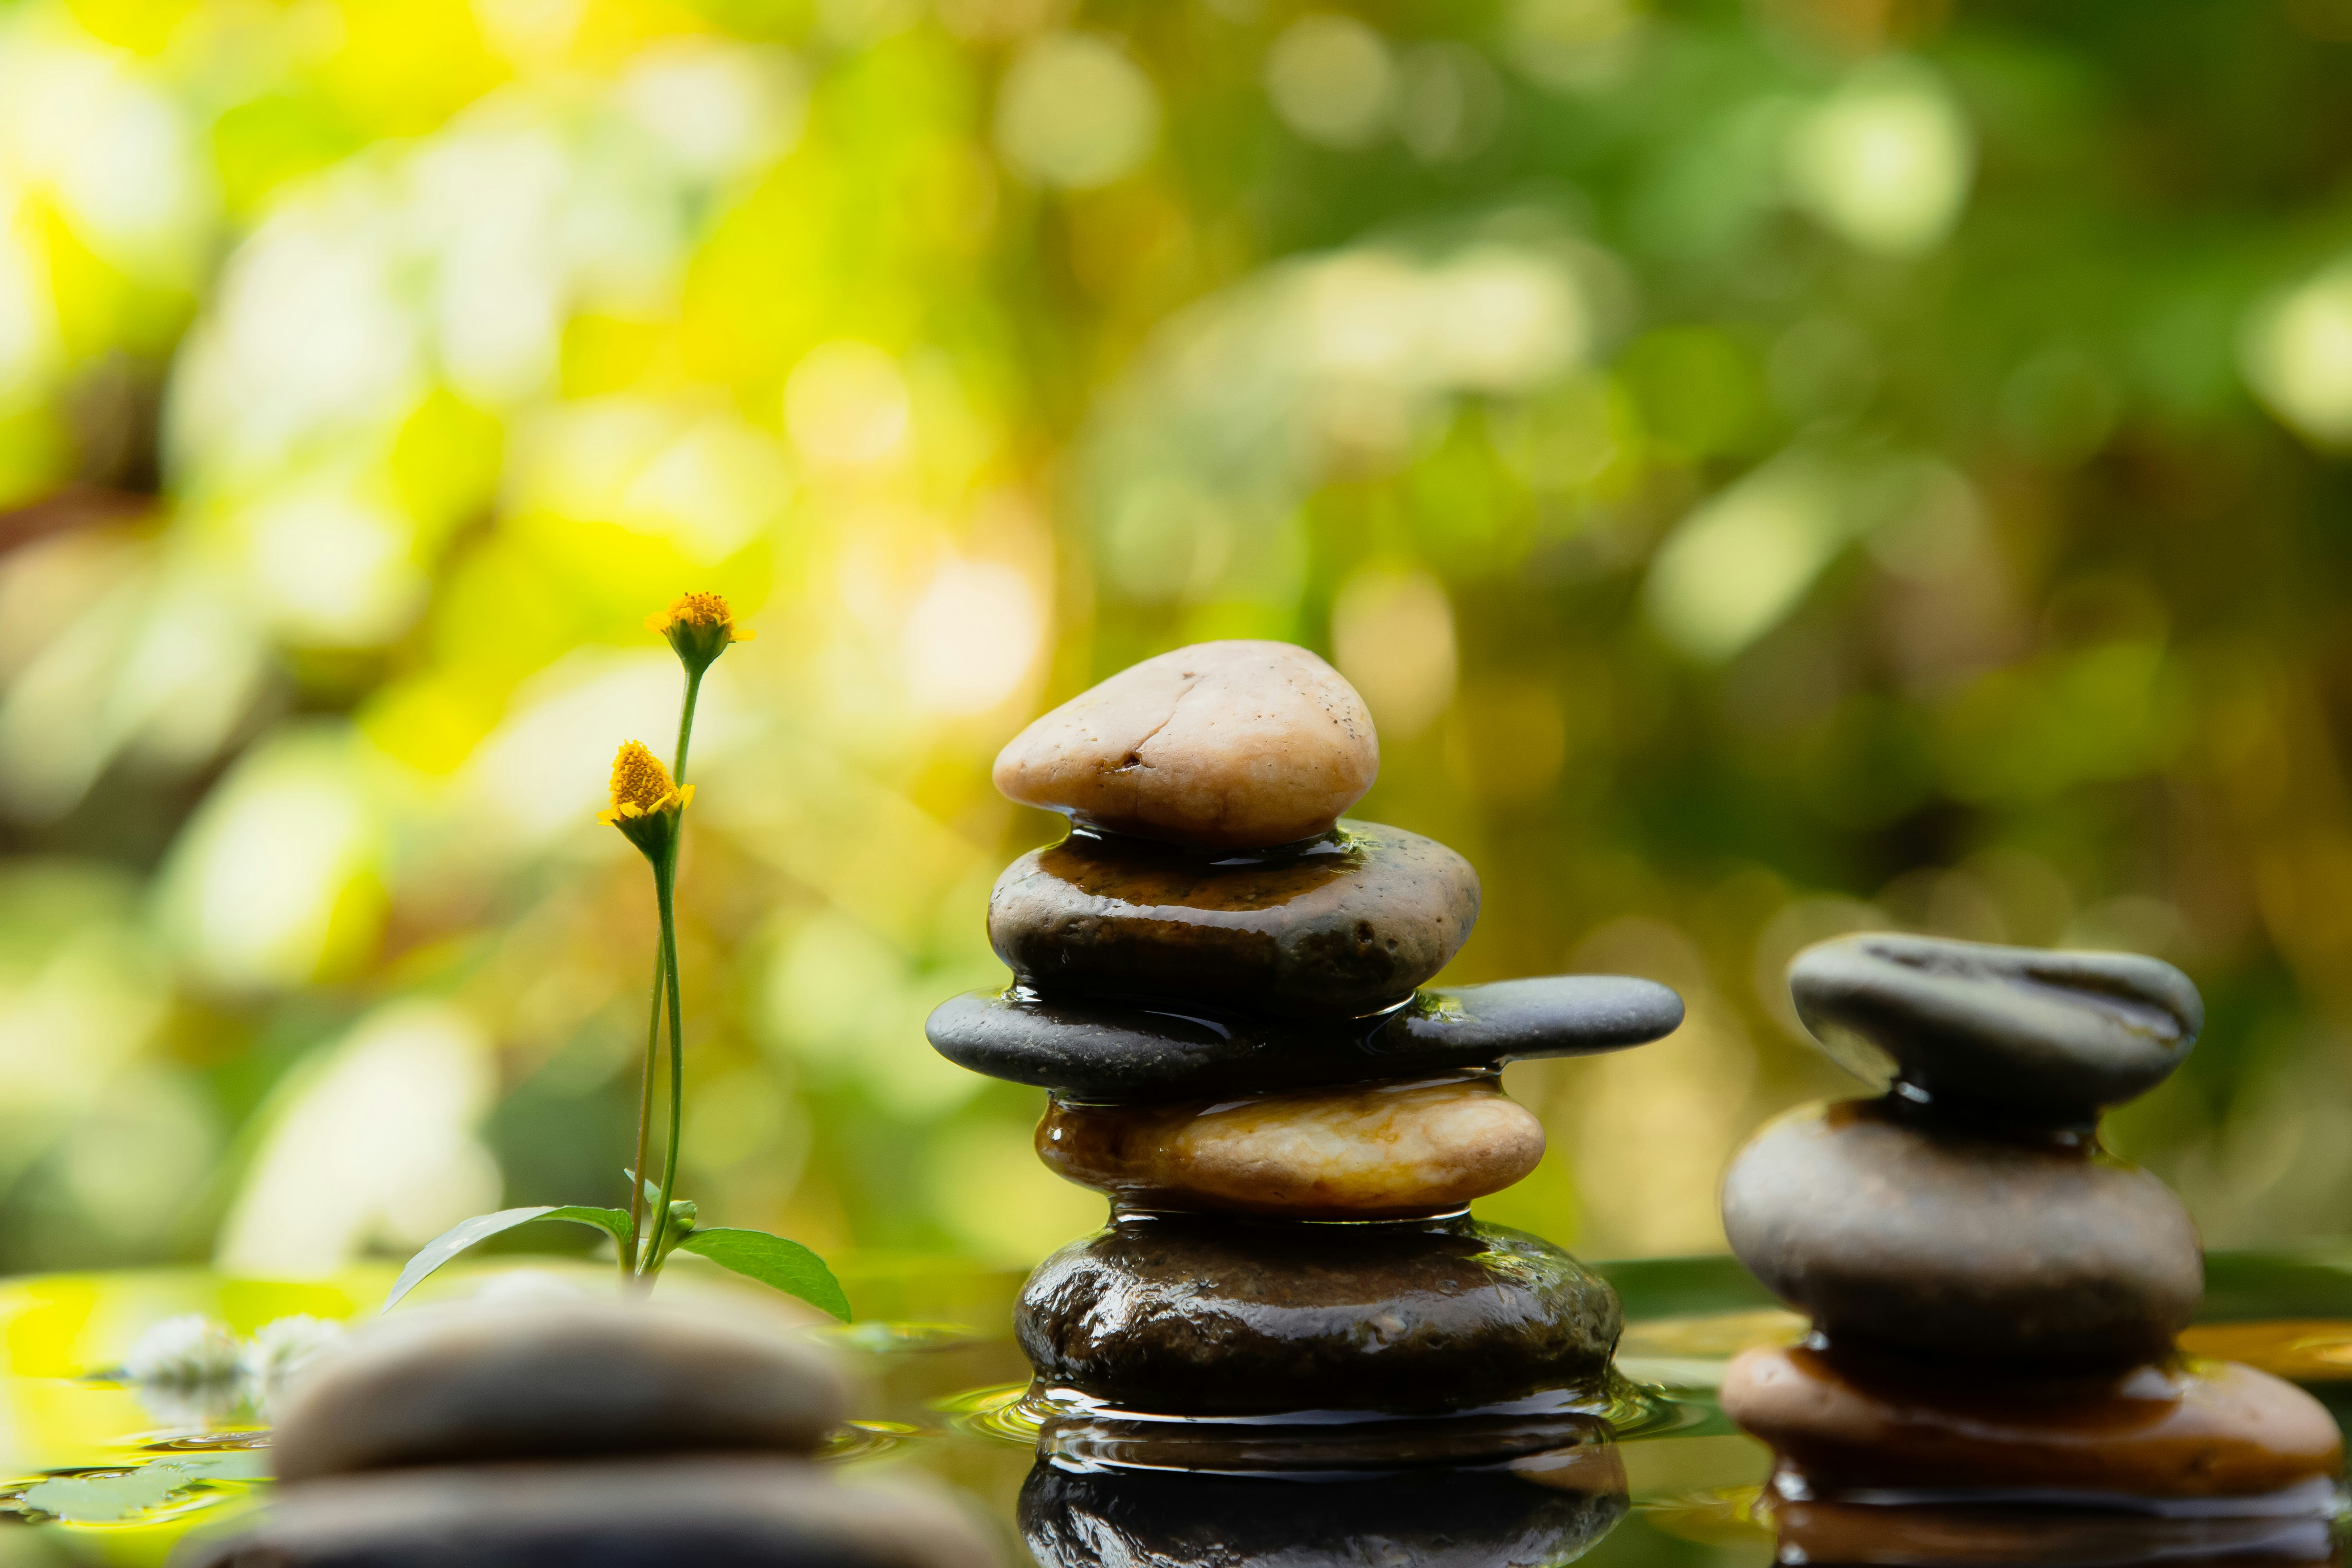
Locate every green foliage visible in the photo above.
<box><xmin>383</xmin><ymin>1207</ymin><xmax>633</xmax><ymax>1311</ymax></box>
<box><xmin>672</xmin><ymin>1228</ymin><xmax>853</xmax><ymax>1322</ymax></box>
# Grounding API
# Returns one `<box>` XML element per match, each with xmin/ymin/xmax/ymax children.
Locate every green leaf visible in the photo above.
<box><xmin>382</xmin><ymin>1205</ymin><xmax>634</xmax><ymax>1312</ymax></box>
<box><xmin>673</xmin><ymin>1229</ymin><xmax>851</xmax><ymax>1321</ymax></box>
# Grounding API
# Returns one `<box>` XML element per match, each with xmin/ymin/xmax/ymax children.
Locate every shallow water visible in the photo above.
<box><xmin>0</xmin><ymin>1253</ymin><xmax>2342</xmax><ymax>1564</ymax></box>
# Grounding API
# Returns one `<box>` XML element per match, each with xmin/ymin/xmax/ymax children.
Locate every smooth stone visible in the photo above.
<box><xmin>1020</xmin><ymin>1455</ymin><xmax>1627</xmax><ymax>1568</ymax></box>
<box><xmin>178</xmin><ymin>1458</ymin><xmax>999</xmax><ymax>1568</ymax></box>
<box><xmin>926</xmin><ymin>974</ymin><xmax>1684</xmax><ymax>1103</ymax></box>
<box><xmin>1723</xmin><ymin>1343</ymin><xmax>2343</xmax><ymax>1501</ymax></box>
<box><xmin>1721</xmin><ymin>1099</ymin><xmax>2201</xmax><ymax>1372</ymax></box>
<box><xmin>1015</xmin><ymin>1215</ymin><xmax>1620</xmax><ymax>1417</ymax></box>
<box><xmin>993</xmin><ymin>641</ymin><xmax>1378</xmax><ymax>850</ymax></box>
<box><xmin>989</xmin><ymin>820</ymin><xmax>1479</xmax><ymax>1018</ymax></box>
<box><xmin>1790</xmin><ymin>933</ymin><xmax>2202</xmax><ymax>1123</ymax></box>
<box><xmin>270</xmin><ymin>1300</ymin><xmax>849</xmax><ymax>1480</ymax></box>
<box><xmin>1771</xmin><ymin>1498</ymin><xmax>2337</xmax><ymax>1568</ymax></box>
<box><xmin>1038</xmin><ymin>1075</ymin><xmax>1544</xmax><ymax>1220</ymax></box>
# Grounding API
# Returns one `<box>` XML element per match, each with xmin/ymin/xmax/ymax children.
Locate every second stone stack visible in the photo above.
<box><xmin>927</xmin><ymin>641</ymin><xmax>1684</xmax><ymax>1436</ymax></box>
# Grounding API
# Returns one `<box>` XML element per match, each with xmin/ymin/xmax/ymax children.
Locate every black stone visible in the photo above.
<box><xmin>1014</xmin><ymin>1214</ymin><xmax>1621</xmax><ymax>1417</ymax></box>
<box><xmin>1721</xmin><ymin>1099</ymin><xmax>2202</xmax><ymax>1372</ymax></box>
<box><xmin>989</xmin><ymin>822</ymin><xmax>1479</xmax><ymax>1019</ymax></box>
<box><xmin>1020</xmin><ymin>1457</ymin><xmax>1629</xmax><ymax>1568</ymax></box>
<box><xmin>177</xmin><ymin>1459</ymin><xmax>996</xmax><ymax>1568</ymax></box>
<box><xmin>925</xmin><ymin>975</ymin><xmax>1684</xmax><ymax>1102</ymax></box>
<box><xmin>270</xmin><ymin>1301</ymin><xmax>848</xmax><ymax>1481</ymax></box>
<box><xmin>1789</xmin><ymin>933</ymin><xmax>2202</xmax><ymax>1123</ymax></box>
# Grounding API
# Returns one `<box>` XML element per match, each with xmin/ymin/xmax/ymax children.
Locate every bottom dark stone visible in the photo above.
<box><xmin>1020</xmin><ymin>1455</ymin><xmax>1629</xmax><ymax>1568</ymax></box>
<box><xmin>176</xmin><ymin>1458</ymin><xmax>995</xmax><ymax>1568</ymax></box>
<box><xmin>1014</xmin><ymin>1215</ymin><xmax>1621</xmax><ymax>1417</ymax></box>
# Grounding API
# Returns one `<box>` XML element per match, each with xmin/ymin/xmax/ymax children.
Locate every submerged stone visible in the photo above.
<box><xmin>1722</xmin><ymin>1342</ymin><xmax>2342</xmax><ymax>1502</ymax></box>
<box><xmin>989</xmin><ymin>820</ymin><xmax>1478</xmax><ymax>1018</ymax></box>
<box><xmin>1015</xmin><ymin>1215</ymin><xmax>1620</xmax><ymax>1417</ymax></box>
<box><xmin>269</xmin><ymin>1300</ymin><xmax>848</xmax><ymax>1480</ymax></box>
<box><xmin>925</xmin><ymin>974</ymin><xmax>1684</xmax><ymax>1102</ymax></box>
<box><xmin>1789</xmin><ymin>934</ymin><xmax>2202</xmax><ymax>1123</ymax></box>
<box><xmin>1770</xmin><ymin>1497</ymin><xmax>2337</xmax><ymax>1568</ymax></box>
<box><xmin>1037</xmin><ymin>1075</ymin><xmax>1544</xmax><ymax>1220</ymax></box>
<box><xmin>1721</xmin><ymin>1100</ymin><xmax>2201</xmax><ymax>1372</ymax></box>
<box><xmin>1020</xmin><ymin>1455</ymin><xmax>1627</xmax><ymax>1568</ymax></box>
<box><xmin>993</xmin><ymin>641</ymin><xmax>1378</xmax><ymax>850</ymax></box>
<box><xmin>179</xmin><ymin>1458</ymin><xmax>1000</xmax><ymax>1568</ymax></box>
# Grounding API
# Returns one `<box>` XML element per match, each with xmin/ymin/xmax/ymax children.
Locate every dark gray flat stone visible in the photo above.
<box><xmin>1721</xmin><ymin>1099</ymin><xmax>2202</xmax><ymax>1372</ymax></box>
<box><xmin>1015</xmin><ymin>1215</ymin><xmax>1620</xmax><ymax>1416</ymax></box>
<box><xmin>1789</xmin><ymin>933</ymin><xmax>2201</xmax><ymax>1122</ymax></box>
<box><xmin>176</xmin><ymin>1458</ymin><xmax>996</xmax><ymax>1568</ymax></box>
<box><xmin>1020</xmin><ymin>1458</ymin><xmax>1627</xmax><ymax>1568</ymax></box>
<box><xmin>925</xmin><ymin>975</ymin><xmax>1683</xmax><ymax>1102</ymax></box>
<box><xmin>989</xmin><ymin>822</ymin><xmax>1479</xmax><ymax>1019</ymax></box>
<box><xmin>270</xmin><ymin>1301</ymin><xmax>848</xmax><ymax>1480</ymax></box>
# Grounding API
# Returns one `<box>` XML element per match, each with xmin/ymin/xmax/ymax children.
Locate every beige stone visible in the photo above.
<box><xmin>1038</xmin><ymin>1076</ymin><xmax>1544</xmax><ymax>1219</ymax></box>
<box><xmin>993</xmin><ymin>641</ymin><xmax>1377</xmax><ymax>849</ymax></box>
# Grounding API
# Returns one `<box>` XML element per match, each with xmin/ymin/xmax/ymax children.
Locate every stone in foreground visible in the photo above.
<box><xmin>1037</xmin><ymin>1075</ymin><xmax>1543</xmax><ymax>1219</ymax></box>
<box><xmin>1020</xmin><ymin>1454</ymin><xmax>1627</xmax><ymax>1568</ymax></box>
<box><xmin>179</xmin><ymin>1458</ymin><xmax>999</xmax><ymax>1568</ymax></box>
<box><xmin>1723</xmin><ymin>1343</ymin><xmax>2342</xmax><ymax>1502</ymax></box>
<box><xmin>1016</xmin><ymin>1215</ymin><xmax>1619</xmax><ymax>1417</ymax></box>
<box><xmin>1721</xmin><ymin>1099</ymin><xmax>2201</xmax><ymax>1372</ymax></box>
<box><xmin>1789</xmin><ymin>934</ymin><xmax>2202</xmax><ymax>1123</ymax></box>
<box><xmin>989</xmin><ymin>820</ymin><xmax>1478</xmax><ymax>1018</ymax></box>
<box><xmin>992</xmin><ymin>642</ymin><xmax>1377</xmax><ymax>849</ymax></box>
<box><xmin>270</xmin><ymin>1299</ymin><xmax>847</xmax><ymax>1480</ymax></box>
<box><xmin>926</xmin><ymin>974</ymin><xmax>1684</xmax><ymax>1102</ymax></box>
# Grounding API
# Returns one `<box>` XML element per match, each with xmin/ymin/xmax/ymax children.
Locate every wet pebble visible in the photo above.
<box><xmin>1789</xmin><ymin>934</ymin><xmax>2203</xmax><ymax>1123</ymax></box>
<box><xmin>926</xmin><ymin>974</ymin><xmax>1684</xmax><ymax>1102</ymax></box>
<box><xmin>990</xmin><ymin>820</ymin><xmax>1478</xmax><ymax>1018</ymax></box>
<box><xmin>270</xmin><ymin>1299</ymin><xmax>848</xmax><ymax>1481</ymax></box>
<box><xmin>1721</xmin><ymin>1099</ymin><xmax>2202</xmax><ymax>1372</ymax></box>
<box><xmin>993</xmin><ymin>641</ymin><xmax>1378</xmax><ymax>850</ymax></box>
<box><xmin>1016</xmin><ymin>1215</ymin><xmax>1620</xmax><ymax>1417</ymax></box>
<box><xmin>1038</xmin><ymin>1075</ymin><xmax>1543</xmax><ymax>1219</ymax></box>
<box><xmin>179</xmin><ymin>1458</ymin><xmax>999</xmax><ymax>1568</ymax></box>
<box><xmin>1722</xmin><ymin>1342</ymin><xmax>2342</xmax><ymax>1501</ymax></box>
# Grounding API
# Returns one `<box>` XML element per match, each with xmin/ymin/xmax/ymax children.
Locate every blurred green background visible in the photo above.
<box><xmin>0</xmin><ymin>0</ymin><xmax>2349</xmax><ymax>1289</ymax></box>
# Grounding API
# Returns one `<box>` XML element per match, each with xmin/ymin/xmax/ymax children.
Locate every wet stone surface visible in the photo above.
<box><xmin>989</xmin><ymin>820</ymin><xmax>1479</xmax><ymax>1019</ymax></box>
<box><xmin>1789</xmin><ymin>934</ymin><xmax>2203</xmax><ymax>1123</ymax></box>
<box><xmin>1020</xmin><ymin>1452</ymin><xmax>1629</xmax><ymax>1568</ymax></box>
<box><xmin>1037</xmin><ymin>1074</ymin><xmax>1544</xmax><ymax>1220</ymax></box>
<box><xmin>1722</xmin><ymin>1342</ymin><xmax>2343</xmax><ymax>1501</ymax></box>
<box><xmin>1015</xmin><ymin>1215</ymin><xmax>1622</xmax><ymax>1417</ymax></box>
<box><xmin>269</xmin><ymin>1300</ymin><xmax>849</xmax><ymax>1480</ymax></box>
<box><xmin>179</xmin><ymin>1459</ymin><xmax>999</xmax><ymax>1568</ymax></box>
<box><xmin>926</xmin><ymin>974</ymin><xmax>1685</xmax><ymax>1102</ymax></box>
<box><xmin>1721</xmin><ymin>1099</ymin><xmax>2202</xmax><ymax>1372</ymax></box>
<box><xmin>993</xmin><ymin>640</ymin><xmax>1378</xmax><ymax>850</ymax></box>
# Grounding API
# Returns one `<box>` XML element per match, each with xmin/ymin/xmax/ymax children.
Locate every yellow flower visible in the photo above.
<box><xmin>600</xmin><ymin>741</ymin><xmax>693</xmax><ymax>855</ymax></box>
<box><xmin>647</xmin><ymin>592</ymin><xmax>754</xmax><ymax>672</ymax></box>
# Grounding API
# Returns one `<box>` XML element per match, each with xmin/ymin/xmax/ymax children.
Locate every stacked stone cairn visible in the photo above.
<box><xmin>180</xmin><ymin>1298</ymin><xmax>998</xmax><ymax>1568</ymax></box>
<box><xmin>926</xmin><ymin>642</ymin><xmax>1685</xmax><ymax>1445</ymax></box>
<box><xmin>1722</xmin><ymin>934</ymin><xmax>2343</xmax><ymax>1512</ymax></box>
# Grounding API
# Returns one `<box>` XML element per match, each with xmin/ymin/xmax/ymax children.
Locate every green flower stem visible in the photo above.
<box><xmin>641</xmin><ymin>849</ymin><xmax>686</xmax><ymax>1276</ymax></box>
<box><xmin>672</xmin><ymin>666</ymin><xmax>705</xmax><ymax>784</ymax></box>
<box><xmin>623</xmin><ymin>951</ymin><xmax>664</xmax><ymax>1287</ymax></box>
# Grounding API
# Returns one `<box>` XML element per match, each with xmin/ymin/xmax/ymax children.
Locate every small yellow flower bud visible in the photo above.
<box><xmin>599</xmin><ymin>741</ymin><xmax>692</xmax><ymax>857</ymax></box>
<box><xmin>647</xmin><ymin>592</ymin><xmax>755</xmax><ymax>672</ymax></box>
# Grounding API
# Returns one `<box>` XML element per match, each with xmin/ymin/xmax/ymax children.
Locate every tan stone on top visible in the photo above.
<box><xmin>993</xmin><ymin>641</ymin><xmax>1377</xmax><ymax>849</ymax></box>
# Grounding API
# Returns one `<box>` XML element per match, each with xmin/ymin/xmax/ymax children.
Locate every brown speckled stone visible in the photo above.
<box><xmin>993</xmin><ymin>642</ymin><xmax>1377</xmax><ymax>850</ymax></box>
<box><xmin>1722</xmin><ymin>1342</ymin><xmax>2342</xmax><ymax>1501</ymax></box>
<box><xmin>990</xmin><ymin>820</ymin><xmax>1478</xmax><ymax>1018</ymax></box>
<box><xmin>1721</xmin><ymin>1099</ymin><xmax>2202</xmax><ymax>1372</ymax></box>
<box><xmin>1015</xmin><ymin>1215</ymin><xmax>1619</xmax><ymax>1417</ymax></box>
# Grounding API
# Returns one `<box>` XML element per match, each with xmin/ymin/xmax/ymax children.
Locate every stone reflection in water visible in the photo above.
<box><xmin>1722</xmin><ymin>933</ymin><xmax>2345</xmax><ymax>1522</ymax></box>
<box><xmin>931</xmin><ymin>641</ymin><xmax>1684</xmax><ymax>1436</ymax></box>
<box><xmin>1019</xmin><ymin>1445</ymin><xmax>1630</xmax><ymax>1568</ymax></box>
<box><xmin>1770</xmin><ymin>1496</ymin><xmax>2340</xmax><ymax>1567</ymax></box>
